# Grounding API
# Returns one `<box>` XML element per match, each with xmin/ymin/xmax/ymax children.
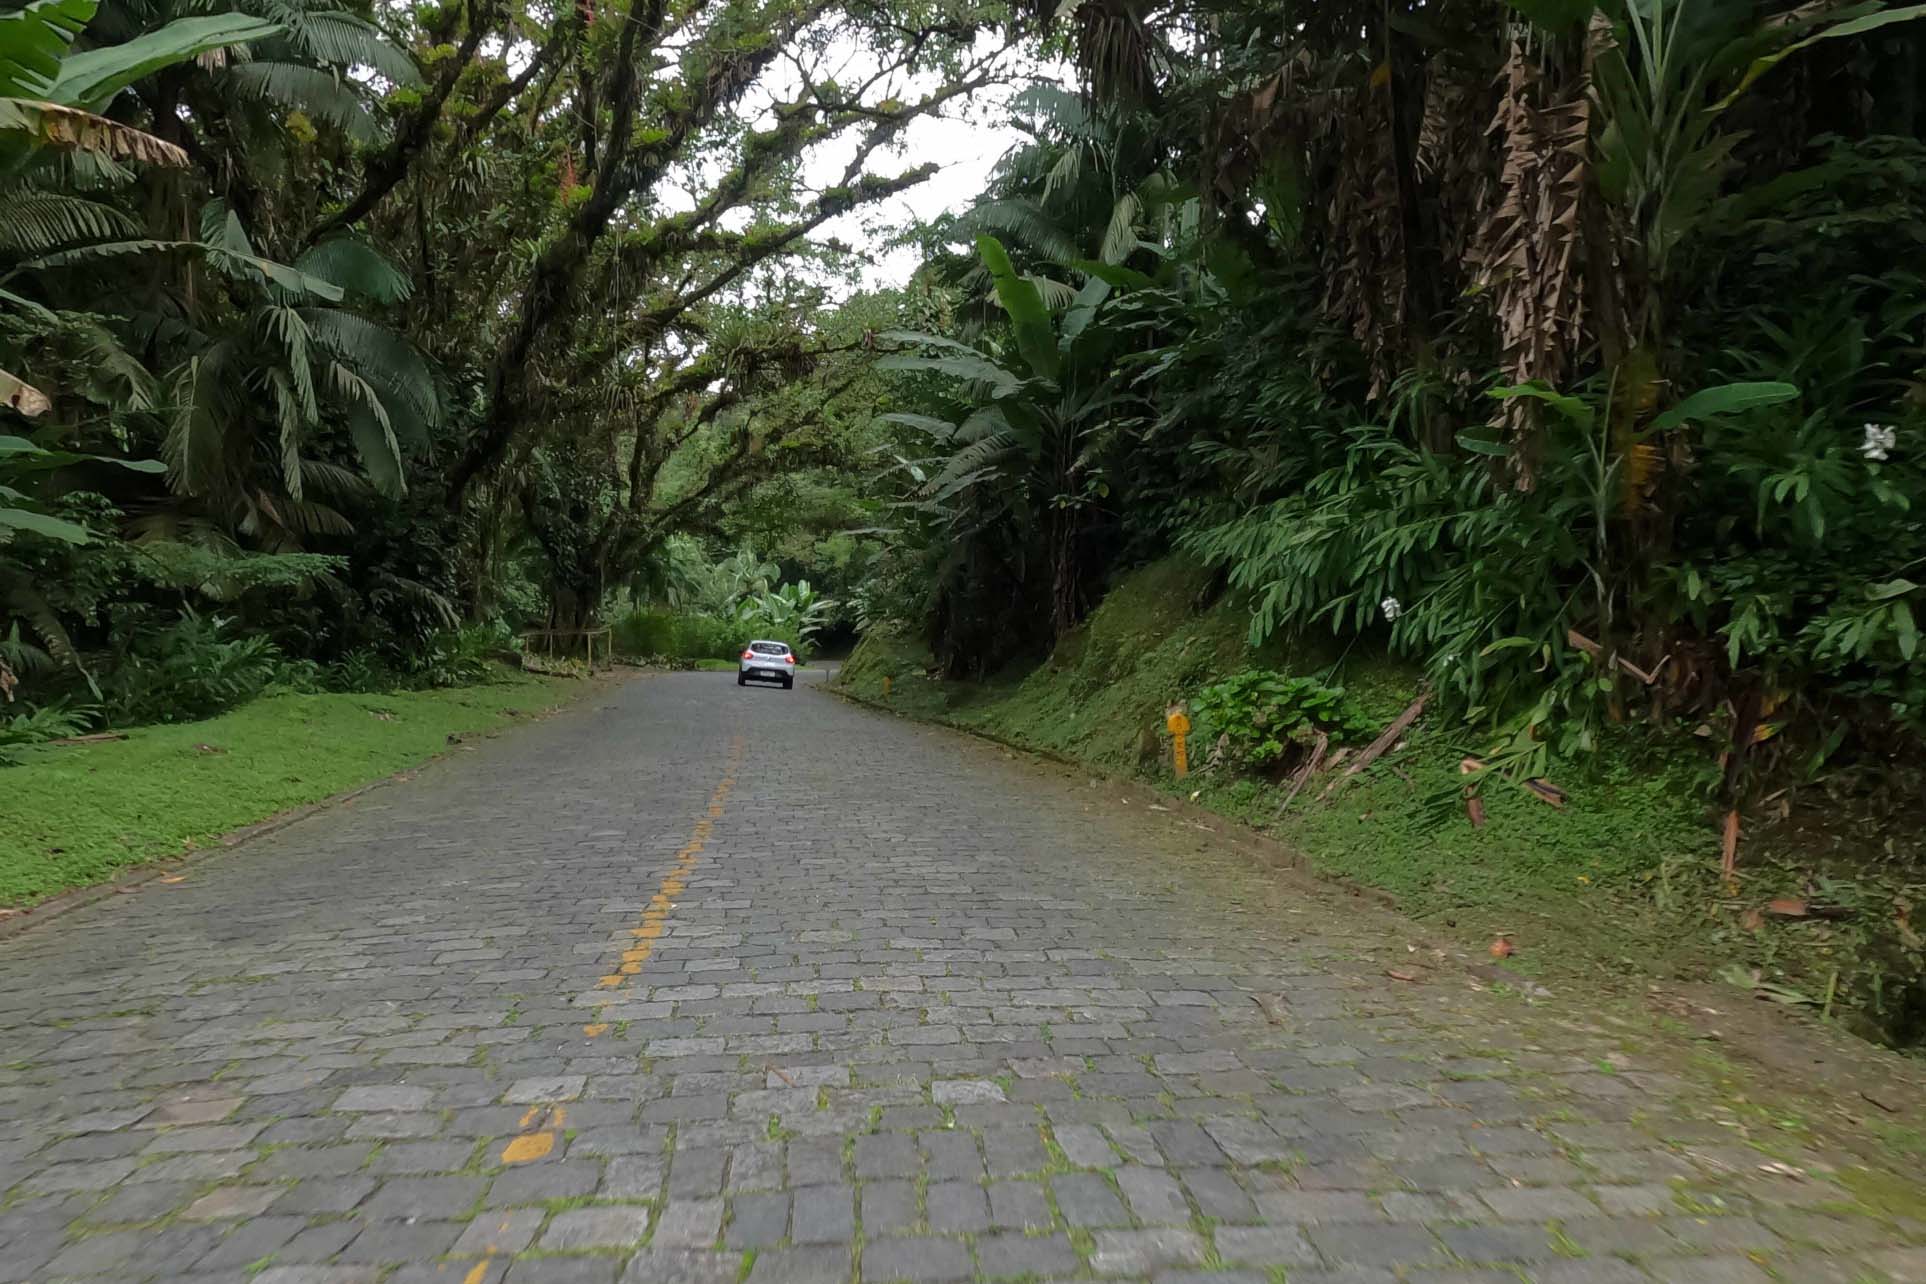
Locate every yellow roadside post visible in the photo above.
<box><xmin>883</xmin><ymin>675</ymin><xmax>893</xmax><ymax>699</ymax></box>
<box><xmin>1166</xmin><ymin>705</ymin><xmax>1191</xmax><ymax>778</ymax></box>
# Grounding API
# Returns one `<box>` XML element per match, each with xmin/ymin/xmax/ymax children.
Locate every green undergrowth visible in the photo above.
<box><xmin>0</xmin><ymin>668</ymin><xmax>583</xmax><ymax>907</ymax></box>
<box><xmin>840</xmin><ymin>558</ymin><xmax>1925</xmax><ymax>1048</ymax></box>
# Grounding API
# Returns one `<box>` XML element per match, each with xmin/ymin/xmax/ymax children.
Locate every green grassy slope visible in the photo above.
<box><xmin>0</xmin><ymin>672</ymin><xmax>582</xmax><ymax>906</ymax></box>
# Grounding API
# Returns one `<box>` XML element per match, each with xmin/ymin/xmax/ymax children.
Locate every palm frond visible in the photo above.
<box><xmin>69</xmin><ymin>317</ymin><xmax>158</xmax><ymax>410</ymax></box>
<box><xmin>295</xmin><ymin>234</ymin><xmax>410</xmax><ymax>303</ymax></box>
<box><xmin>298</xmin><ymin>307</ymin><xmax>442</xmax><ymax>445</ymax></box>
<box><xmin>956</xmin><ymin>198</ymin><xmax>1080</xmax><ymax>266</ymax></box>
<box><xmin>0</xmin><ymin>96</ymin><xmax>189</xmax><ymax>167</ymax></box>
<box><xmin>1099</xmin><ymin>190</ymin><xmax>1141</xmax><ymax>265</ymax></box>
<box><xmin>323</xmin><ymin>359</ymin><xmax>405</xmax><ymax>497</ymax></box>
<box><xmin>165</xmin><ymin>345</ymin><xmax>237</xmax><ymax>498</ymax></box>
<box><xmin>265</xmin><ymin>366</ymin><xmax>305</xmax><ymax>500</ymax></box>
<box><xmin>0</xmin><ymin>190</ymin><xmax>139</xmax><ymax>254</ymax></box>
<box><xmin>223</xmin><ymin>60</ymin><xmax>379</xmax><ymax>143</ymax></box>
<box><xmin>283</xmin><ymin>8</ymin><xmax>420</xmax><ymax>86</ymax></box>
<box><xmin>1027</xmin><ymin>273</ymin><xmax>1077</xmax><ymax>310</ymax></box>
<box><xmin>296</xmin><ymin>455</ymin><xmax>374</xmax><ymax>498</ymax></box>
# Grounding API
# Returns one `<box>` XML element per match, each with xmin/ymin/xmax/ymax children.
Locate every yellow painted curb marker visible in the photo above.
<box><xmin>1167</xmin><ymin>707</ymin><xmax>1191</xmax><ymax>779</ymax></box>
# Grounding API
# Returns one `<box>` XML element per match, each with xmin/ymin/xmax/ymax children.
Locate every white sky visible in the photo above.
<box><xmin>808</xmin><ymin>80</ymin><xmax>1033</xmax><ymax>290</ymax></box>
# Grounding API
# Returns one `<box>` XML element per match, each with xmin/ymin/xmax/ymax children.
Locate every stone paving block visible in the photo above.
<box><xmin>333</xmin><ymin>1086</ymin><xmax>433</xmax><ymax>1112</ymax></box>
<box><xmin>653</xmin><ymin>1196</ymin><xmax>725</xmax><ymax>1247</ymax></box>
<box><xmin>792</xmin><ymin>1182</ymin><xmax>855</xmax><ymax>1242</ymax></box>
<box><xmin>1090</xmin><ymin>1227</ymin><xmax>1209</xmax><ymax>1275</ymax></box>
<box><xmin>618</xmin><ymin>1248</ymin><xmax>743</xmax><ymax>1283</ymax></box>
<box><xmin>509</xmin><ymin>1262</ymin><xmax>622</xmax><ymax>1284</ymax></box>
<box><xmin>976</xmin><ymin>1230</ymin><xmax>1080</xmax><ymax>1278</ymax></box>
<box><xmin>541</xmin><ymin>1205</ymin><xmax>651</xmax><ymax>1250</ymax></box>
<box><xmin>192</xmin><ymin>1215</ymin><xmax>308</xmax><ymax>1269</ymax></box>
<box><xmin>1117</xmin><ymin>1164</ymin><xmax>1191</xmax><ymax>1224</ymax></box>
<box><xmin>452</xmin><ymin>1207</ymin><xmax>546</xmax><ymax>1256</ymax></box>
<box><xmin>744</xmin><ymin>1245</ymin><xmax>849</xmax><ymax>1284</ymax></box>
<box><xmin>1214</xmin><ymin>1223</ymin><xmax>1321</xmax><ymax>1267</ymax></box>
<box><xmin>863</xmin><ymin>1177</ymin><xmax>918</xmax><ymax>1234</ymax></box>
<box><xmin>1053</xmin><ymin>1171</ymin><xmax>1131</xmax><ymax>1226</ymax></box>
<box><xmin>337</xmin><ymin>1220</ymin><xmax>466</xmax><ymax>1262</ymax></box>
<box><xmin>988</xmin><ymin>1178</ymin><xmax>1051</xmax><ymax>1229</ymax></box>
<box><xmin>726</xmin><ymin>1191</ymin><xmax>790</xmax><ymax>1247</ymax></box>
<box><xmin>863</xmin><ymin>1235</ymin><xmax>974</xmax><ymax>1281</ymax></box>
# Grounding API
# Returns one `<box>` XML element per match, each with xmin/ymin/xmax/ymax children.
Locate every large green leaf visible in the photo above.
<box><xmin>976</xmin><ymin>234</ymin><xmax>1058</xmax><ymax>381</ymax></box>
<box><xmin>0</xmin><ymin>0</ymin><xmax>95</xmax><ymax>99</ymax></box>
<box><xmin>874</xmin><ymin>352</ymin><xmax>1020</xmax><ymax>395</ymax></box>
<box><xmin>0</xmin><ymin>504</ymin><xmax>90</xmax><ymax>541</ymax></box>
<box><xmin>1716</xmin><ymin>5</ymin><xmax>1926</xmax><ymax>109</ymax></box>
<box><xmin>1647</xmin><ymin>381</ymin><xmax>1799</xmax><ymax>433</ymax></box>
<box><xmin>1487</xmin><ymin>381</ymin><xmax>1595</xmax><ymax>429</ymax></box>
<box><xmin>49</xmin><ymin>12</ymin><xmax>283</xmax><ymax>111</ymax></box>
<box><xmin>875</xmin><ymin>412</ymin><xmax>960</xmax><ymax>439</ymax></box>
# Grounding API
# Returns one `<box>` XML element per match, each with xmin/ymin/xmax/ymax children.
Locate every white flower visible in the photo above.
<box><xmin>1863</xmin><ymin>422</ymin><xmax>1896</xmax><ymax>462</ymax></box>
<box><xmin>1380</xmin><ymin>596</ymin><xmax>1403</xmax><ymax>622</ymax></box>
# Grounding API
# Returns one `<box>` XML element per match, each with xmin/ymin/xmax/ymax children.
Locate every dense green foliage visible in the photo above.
<box><xmin>2</xmin><ymin>0</ymin><xmax>1006</xmax><ymax>733</ymax></box>
<box><xmin>1190</xmin><ymin>671</ymin><xmax>1376</xmax><ymax>770</ymax></box>
<box><xmin>858</xmin><ymin>0</ymin><xmax>1926</xmax><ymax>817</ymax></box>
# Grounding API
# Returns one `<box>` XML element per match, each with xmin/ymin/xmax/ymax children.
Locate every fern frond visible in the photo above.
<box><xmin>0</xmin><ymin>191</ymin><xmax>139</xmax><ymax>254</ymax></box>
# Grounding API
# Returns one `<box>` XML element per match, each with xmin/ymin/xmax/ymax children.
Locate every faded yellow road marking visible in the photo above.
<box><xmin>463</xmin><ymin>1264</ymin><xmax>489</xmax><ymax>1284</ymax></box>
<box><xmin>584</xmin><ymin>737</ymin><xmax>743</xmax><ymax>1035</ymax></box>
<box><xmin>497</xmin><ymin>1104</ymin><xmax>566</xmax><ymax>1165</ymax></box>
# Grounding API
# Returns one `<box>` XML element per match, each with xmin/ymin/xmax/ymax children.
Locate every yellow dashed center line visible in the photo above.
<box><xmin>497</xmin><ymin>1103</ymin><xmax>566</xmax><ymax>1166</ymax></box>
<box><xmin>583</xmin><ymin>736</ymin><xmax>743</xmax><ymax>1035</ymax></box>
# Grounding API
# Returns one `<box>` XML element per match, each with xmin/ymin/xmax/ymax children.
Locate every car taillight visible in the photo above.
<box><xmin>741</xmin><ymin>650</ymin><xmax>754</xmax><ymax>660</ymax></box>
<box><xmin>784</xmin><ymin>654</ymin><xmax>796</xmax><ymax>664</ymax></box>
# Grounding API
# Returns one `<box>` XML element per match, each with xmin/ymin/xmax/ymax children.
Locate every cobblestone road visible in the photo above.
<box><xmin>2</xmin><ymin>671</ymin><xmax>1921</xmax><ymax>1284</ymax></box>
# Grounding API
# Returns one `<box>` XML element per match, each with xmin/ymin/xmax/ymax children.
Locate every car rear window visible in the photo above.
<box><xmin>750</xmin><ymin>642</ymin><xmax>789</xmax><ymax>655</ymax></box>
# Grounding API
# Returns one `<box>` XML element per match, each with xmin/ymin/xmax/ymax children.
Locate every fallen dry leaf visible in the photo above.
<box><xmin>1251</xmin><ymin>994</ymin><xmax>1291</xmax><ymax>1025</ymax></box>
<box><xmin>1386</xmin><ymin>968</ymin><xmax>1422</xmax><ymax>983</ymax></box>
<box><xmin>1766</xmin><ymin>897</ymin><xmax>1809</xmax><ymax>918</ymax></box>
<box><xmin>1489</xmin><ymin>937</ymin><xmax>1516</xmax><ymax>959</ymax></box>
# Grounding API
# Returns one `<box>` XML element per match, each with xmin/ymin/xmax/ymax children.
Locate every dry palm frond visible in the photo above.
<box><xmin>0</xmin><ymin>97</ymin><xmax>189</xmax><ymax>167</ymax></box>
<box><xmin>1321</xmin><ymin>88</ymin><xmax>1409</xmax><ymax>400</ymax></box>
<box><xmin>1467</xmin><ymin>40</ymin><xmax>1593</xmax><ymax>488</ymax></box>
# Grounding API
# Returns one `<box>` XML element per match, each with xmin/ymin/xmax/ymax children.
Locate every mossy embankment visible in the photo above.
<box><xmin>837</xmin><ymin>558</ymin><xmax>1926</xmax><ymax>1049</ymax></box>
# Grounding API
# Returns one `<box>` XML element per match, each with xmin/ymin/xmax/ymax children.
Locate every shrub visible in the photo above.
<box><xmin>610</xmin><ymin>609</ymin><xmax>749</xmax><ymax>662</ymax></box>
<box><xmin>103</xmin><ymin>613</ymin><xmax>283</xmax><ymax>724</ymax></box>
<box><xmin>0</xmin><ymin>702</ymin><xmax>93</xmax><ymax>766</ymax></box>
<box><xmin>410</xmin><ymin>621</ymin><xmax>512</xmax><ymax>688</ymax></box>
<box><xmin>1191</xmin><ymin>670</ymin><xmax>1377</xmax><ymax>770</ymax></box>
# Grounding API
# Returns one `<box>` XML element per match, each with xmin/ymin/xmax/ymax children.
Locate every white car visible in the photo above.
<box><xmin>737</xmin><ymin>639</ymin><xmax>797</xmax><ymax>689</ymax></box>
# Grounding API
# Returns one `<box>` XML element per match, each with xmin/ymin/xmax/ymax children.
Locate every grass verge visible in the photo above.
<box><xmin>0</xmin><ymin>670</ymin><xmax>586</xmax><ymax>907</ymax></box>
